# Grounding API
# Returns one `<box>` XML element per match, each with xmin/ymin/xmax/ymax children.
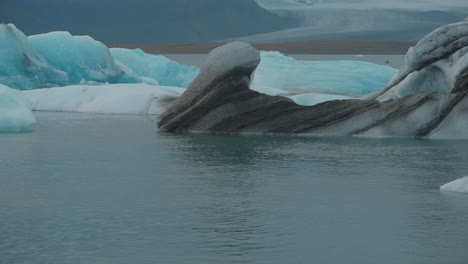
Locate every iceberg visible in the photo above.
<box><xmin>110</xmin><ymin>48</ymin><xmax>199</xmax><ymax>88</ymax></box>
<box><xmin>0</xmin><ymin>24</ymin><xmax>69</xmax><ymax>90</ymax></box>
<box><xmin>157</xmin><ymin>19</ymin><xmax>468</xmax><ymax>138</ymax></box>
<box><xmin>252</xmin><ymin>51</ymin><xmax>398</xmax><ymax>97</ymax></box>
<box><xmin>1</xmin><ymin>23</ymin><xmax>399</xmax><ymax>110</ymax></box>
<box><xmin>0</xmin><ymin>24</ymin><xmax>198</xmax><ymax>90</ymax></box>
<box><xmin>22</xmin><ymin>84</ymin><xmax>184</xmax><ymax>115</ymax></box>
<box><xmin>0</xmin><ymin>84</ymin><xmax>36</xmax><ymax>132</ymax></box>
<box><xmin>28</xmin><ymin>31</ymin><xmax>136</xmax><ymax>85</ymax></box>
<box><xmin>367</xmin><ymin>18</ymin><xmax>468</xmax><ymax>102</ymax></box>
<box><xmin>440</xmin><ymin>176</ymin><xmax>468</xmax><ymax>194</ymax></box>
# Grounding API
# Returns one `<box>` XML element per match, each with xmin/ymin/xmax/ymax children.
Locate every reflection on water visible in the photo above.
<box><xmin>1</xmin><ymin>112</ymin><xmax>468</xmax><ymax>264</ymax></box>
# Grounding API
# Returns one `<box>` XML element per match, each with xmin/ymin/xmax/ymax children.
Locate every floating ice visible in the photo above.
<box><xmin>0</xmin><ymin>84</ymin><xmax>36</xmax><ymax>132</ymax></box>
<box><xmin>29</xmin><ymin>31</ymin><xmax>135</xmax><ymax>85</ymax></box>
<box><xmin>0</xmin><ymin>24</ymin><xmax>68</xmax><ymax>90</ymax></box>
<box><xmin>289</xmin><ymin>93</ymin><xmax>353</xmax><ymax>106</ymax></box>
<box><xmin>22</xmin><ymin>84</ymin><xmax>184</xmax><ymax>115</ymax></box>
<box><xmin>1</xmin><ymin>24</ymin><xmax>399</xmax><ymax>108</ymax></box>
<box><xmin>440</xmin><ymin>176</ymin><xmax>468</xmax><ymax>193</ymax></box>
<box><xmin>0</xmin><ymin>24</ymin><xmax>197</xmax><ymax>90</ymax></box>
<box><xmin>110</xmin><ymin>48</ymin><xmax>199</xmax><ymax>88</ymax></box>
<box><xmin>251</xmin><ymin>51</ymin><xmax>398</xmax><ymax>97</ymax></box>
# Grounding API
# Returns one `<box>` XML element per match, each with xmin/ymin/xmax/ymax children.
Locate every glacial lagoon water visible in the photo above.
<box><xmin>165</xmin><ymin>54</ymin><xmax>405</xmax><ymax>69</ymax></box>
<box><xmin>1</xmin><ymin>112</ymin><xmax>468</xmax><ymax>264</ymax></box>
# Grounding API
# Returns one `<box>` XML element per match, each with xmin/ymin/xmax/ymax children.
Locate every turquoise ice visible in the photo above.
<box><xmin>251</xmin><ymin>51</ymin><xmax>398</xmax><ymax>97</ymax></box>
<box><xmin>0</xmin><ymin>24</ymin><xmax>197</xmax><ymax>90</ymax></box>
<box><xmin>110</xmin><ymin>48</ymin><xmax>199</xmax><ymax>88</ymax></box>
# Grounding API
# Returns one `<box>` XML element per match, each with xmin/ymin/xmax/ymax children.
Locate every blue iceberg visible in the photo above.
<box><xmin>29</xmin><ymin>31</ymin><xmax>134</xmax><ymax>85</ymax></box>
<box><xmin>110</xmin><ymin>48</ymin><xmax>199</xmax><ymax>88</ymax></box>
<box><xmin>0</xmin><ymin>24</ymin><xmax>68</xmax><ymax>90</ymax></box>
<box><xmin>0</xmin><ymin>84</ymin><xmax>36</xmax><ymax>132</ymax></box>
<box><xmin>0</xmin><ymin>24</ymin><xmax>198</xmax><ymax>90</ymax></box>
<box><xmin>252</xmin><ymin>51</ymin><xmax>398</xmax><ymax>97</ymax></box>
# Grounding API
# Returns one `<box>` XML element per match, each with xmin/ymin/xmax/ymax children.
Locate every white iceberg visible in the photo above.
<box><xmin>22</xmin><ymin>84</ymin><xmax>184</xmax><ymax>115</ymax></box>
<box><xmin>0</xmin><ymin>84</ymin><xmax>36</xmax><ymax>132</ymax></box>
<box><xmin>440</xmin><ymin>176</ymin><xmax>468</xmax><ymax>193</ymax></box>
<box><xmin>251</xmin><ymin>51</ymin><xmax>398</xmax><ymax>98</ymax></box>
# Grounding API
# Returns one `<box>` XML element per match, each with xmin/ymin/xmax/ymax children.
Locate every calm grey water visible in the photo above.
<box><xmin>165</xmin><ymin>54</ymin><xmax>405</xmax><ymax>69</ymax></box>
<box><xmin>1</xmin><ymin>112</ymin><xmax>468</xmax><ymax>264</ymax></box>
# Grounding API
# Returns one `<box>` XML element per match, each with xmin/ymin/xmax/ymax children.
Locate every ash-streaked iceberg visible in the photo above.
<box><xmin>440</xmin><ymin>176</ymin><xmax>468</xmax><ymax>193</ymax></box>
<box><xmin>22</xmin><ymin>84</ymin><xmax>184</xmax><ymax>115</ymax></box>
<box><xmin>157</xmin><ymin>18</ymin><xmax>468</xmax><ymax>139</ymax></box>
<box><xmin>0</xmin><ymin>84</ymin><xmax>36</xmax><ymax>132</ymax></box>
<box><xmin>367</xmin><ymin>18</ymin><xmax>468</xmax><ymax>102</ymax></box>
<box><xmin>252</xmin><ymin>51</ymin><xmax>397</xmax><ymax>97</ymax></box>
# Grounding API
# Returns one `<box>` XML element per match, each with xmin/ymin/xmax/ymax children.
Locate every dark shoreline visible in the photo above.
<box><xmin>109</xmin><ymin>40</ymin><xmax>415</xmax><ymax>55</ymax></box>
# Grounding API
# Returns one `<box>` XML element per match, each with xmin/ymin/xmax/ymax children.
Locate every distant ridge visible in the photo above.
<box><xmin>109</xmin><ymin>40</ymin><xmax>415</xmax><ymax>55</ymax></box>
<box><xmin>0</xmin><ymin>0</ymin><xmax>294</xmax><ymax>44</ymax></box>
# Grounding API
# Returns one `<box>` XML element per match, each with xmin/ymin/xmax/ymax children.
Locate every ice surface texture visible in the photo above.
<box><xmin>0</xmin><ymin>84</ymin><xmax>35</xmax><ymax>132</ymax></box>
<box><xmin>0</xmin><ymin>24</ymin><xmax>197</xmax><ymax>90</ymax></box>
<box><xmin>441</xmin><ymin>176</ymin><xmax>468</xmax><ymax>193</ymax></box>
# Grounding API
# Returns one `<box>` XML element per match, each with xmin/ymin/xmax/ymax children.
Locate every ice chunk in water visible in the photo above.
<box><xmin>0</xmin><ymin>84</ymin><xmax>36</xmax><ymax>132</ymax></box>
<box><xmin>440</xmin><ymin>176</ymin><xmax>468</xmax><ymax>193</ymax></box>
